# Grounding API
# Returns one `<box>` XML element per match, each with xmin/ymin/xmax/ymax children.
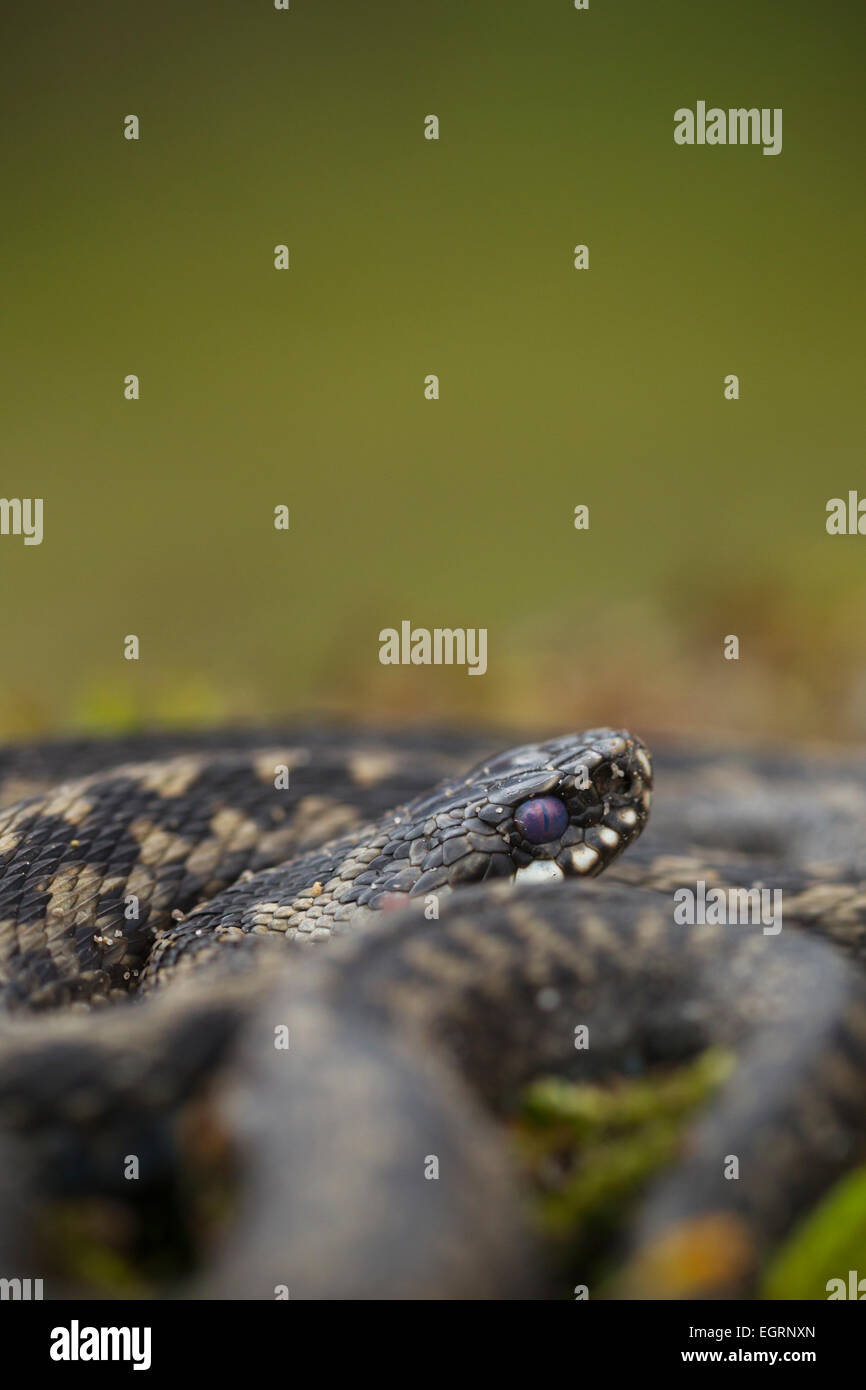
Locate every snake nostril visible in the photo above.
<box><xmin>595</xmin><ymin>764</ymin><xmax>637</xmax><ymax>800</ymax></box>
<box><xmin>593</xmin><ymin>765</ymin><xmax>617</xmax><ymax>796</ymax></box>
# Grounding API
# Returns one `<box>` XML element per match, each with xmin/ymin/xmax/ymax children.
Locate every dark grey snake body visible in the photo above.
<box><xmin>1</xmin><ymin>725</ymin><xmax>866</xmax><ymax>1299</ymax></box>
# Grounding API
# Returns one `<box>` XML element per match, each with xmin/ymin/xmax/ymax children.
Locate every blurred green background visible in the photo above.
<box><xmin>2</xmin><ymin>0</ymin><xmax>864</xmax><ymax>742</ymax></box>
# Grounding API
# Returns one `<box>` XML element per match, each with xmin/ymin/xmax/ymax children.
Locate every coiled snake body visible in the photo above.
<box><xmin>1</xmin><ymin>725</ymin><xmax>866</xmax><ymax>1299</ymax></box>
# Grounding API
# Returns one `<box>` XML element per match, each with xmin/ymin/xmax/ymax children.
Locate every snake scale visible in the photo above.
<box><xmin>1</xmin><ymin>724</ymin><xmax>866</xmax><ymax>1300</ymax></box>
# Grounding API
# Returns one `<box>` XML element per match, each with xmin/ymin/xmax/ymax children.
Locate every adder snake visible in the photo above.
<box><xmin>1</xmin><ymin>724</ymin><xmax>865</xmax><ymax>1299</ymax></box>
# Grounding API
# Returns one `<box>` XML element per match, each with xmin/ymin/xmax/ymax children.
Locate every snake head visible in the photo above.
<box><xmin>379</xmin><ymin>728</ymin><xmax>653</xmax><ymax>909</ymax></box>
<box><xmin>471</xmin><ymin>728</ymin><xmax>652</xmax><ymax>883</ymax></box>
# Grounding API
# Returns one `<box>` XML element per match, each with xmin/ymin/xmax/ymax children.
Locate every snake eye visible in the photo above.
<box><xmin>514</xmin><ymin>795</ymin><xmax>568</xmax><ymax>845</ymax></box>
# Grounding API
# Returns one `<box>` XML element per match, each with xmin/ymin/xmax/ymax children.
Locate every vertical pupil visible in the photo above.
<box><xmin>514</xmin><ymin>796</ymin><xmax>568</xmax><ymax>844</ymax></box>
